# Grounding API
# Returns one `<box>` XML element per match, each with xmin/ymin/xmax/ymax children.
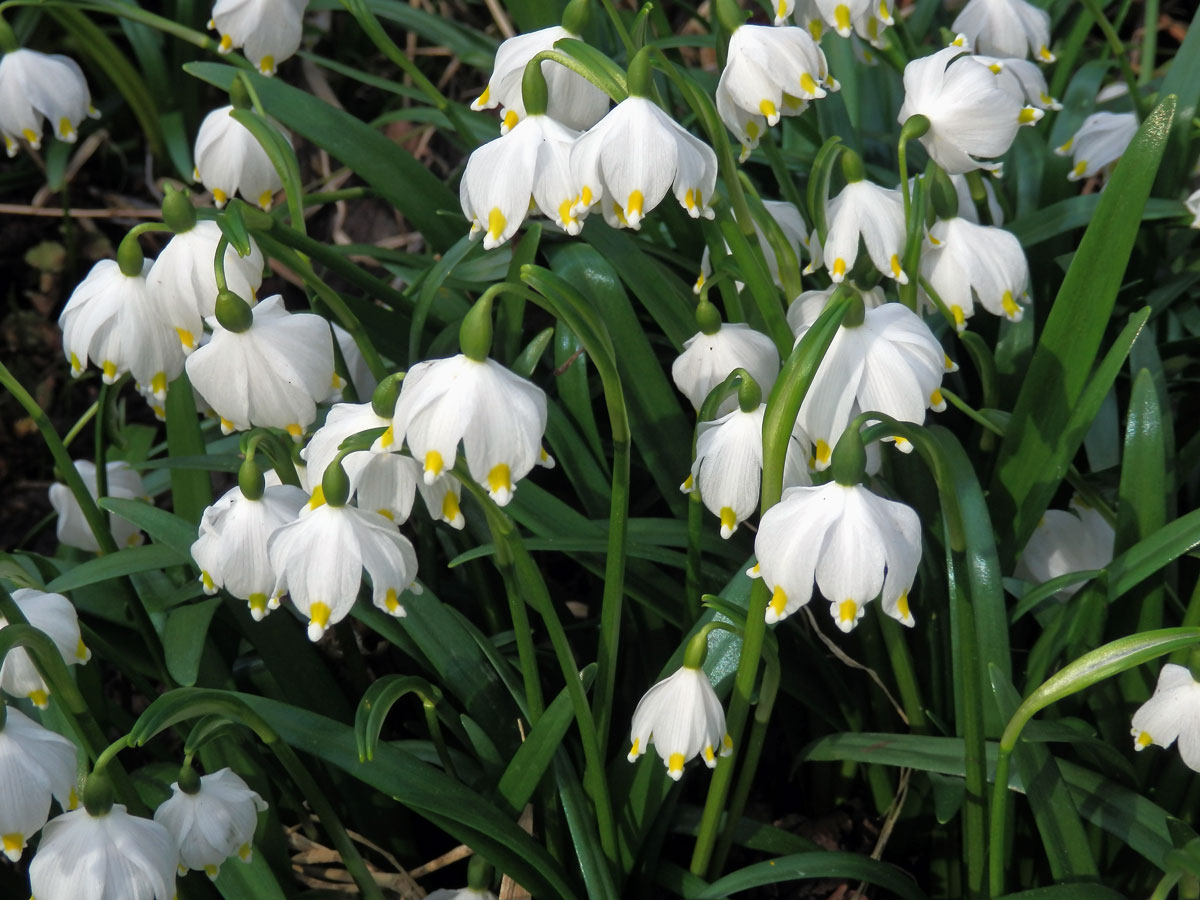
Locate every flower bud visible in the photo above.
<box><xmin>237</xmin><ymin>456</ymin><xmax>265</xmax><ymax>501</ymax></box>
<box><xmin>459</xmin><ymin>295</ymin><xmax>495</xmax><ymax>362</ymax></box>
<box><xmin>161</xmin><ymin>187</ymin><xmax>197</xmax><ymax>234</ymax></box>
<box><xmin>214</xmin><ymin>290</ymin><xmax>254</xmax><ymax>333</ymax></box>
<box><xmin>371</xmin><ymin>373</ymin><xmax>405</xmax><ymax>419</ymax></box>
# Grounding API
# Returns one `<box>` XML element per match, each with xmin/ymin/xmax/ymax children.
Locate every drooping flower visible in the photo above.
<box><xmin>1187</xmin><ymin>188</ymin><xmax>1200</xmax><ymax>229</ymax></box>
<box><xmin>786</xmin><ymin>283</ymin><xmax>886</xmax><ymax>335</ymax></box>
<box><xmin>0</xmin><ymin>588</ymin><xmax>91</xmax><ymax>709</ymax></box>
<box><xmin>0</xmin><ymin>49</ymin><xmax>98</xmax><ymax>156</ymax></box>
<box><xmin>1131</xmin><ymin>664</ymin><xmax>1200</xmax><ymax>771</ymax></box>
<box><xmin>1054</xmin><ymin>110</ymin><xmax>1138</xmax><ymax>182</ymax></box>
<box><xmin>752</xmin><ymin>480</ymin><xmax>922</xmax><ymax>629</ymax></box>
<box><xmin>672</xmin><ymin>321</ymin><xmax>780</xmax><ymax>417</ymax></box>
<box><xmin>28</xmin><ymin>805</ymin><xmax>176</xmax><ymax>900</ymax></box>
<box><xmin>821</xmin><ymin>177</ymin><xmax>908</xmax><ymax>283</ymax></box>
<box><xmin>920</xmin><ymin>216</ymin><xmax>1029</xmax><ymax>330</ymax></box>
<box><xmin>48</xmin><ymin>460</ymin><xmax>147</xmax><ymax>552</ymax></box>
<box><xmin>154</xmin><ymin>768</ymin><xmax>267</xmax><ymax>878</ymax></box>
<box><xmin>627</xmin><ymin>665</ymin><xmax>730</xmax><ymax>779</ymax></box>
<box><xmin>951</xmin><ymin>0</ymin><xmax>1055</xmax><ymax>61</ymax></box>
<box><xmin>0</xmin><ymin>706</ymin><xmax>78</xmax><ymax>861</ymax></box>
<box><xmin>209</xmin><ymin>0</ymin><xmax>308</xmax><ymax>76</ymax></box>
<box><xmin>193</xmin><ymin>105</ymin><xmax>286</xmax><ymax>210</ymax></box>
<box><xmin>1015</xmin><ymin>498</ymin><xmax>1114</xmax><ymax>600</ymax></box>
<box><xmin>974</xmin><ymin>55</ymin><xmax>1062</xmax><ymax>110</ymax></box>
<box><xmin>696</xmin><ymin>200</ymin><xmax>809</xmax><ymax>293</ymax></box>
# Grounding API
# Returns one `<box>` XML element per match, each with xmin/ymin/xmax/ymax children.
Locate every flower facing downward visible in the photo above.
<box><xmin>752</xmin><ymin>481</ymin><xmax>922</xmax><ymax>630</ymax></box>
<box><xmin>1186</xmin><ymin>188</ymin><xmax>1200</xmax><ymax>230</ymax></box>
<box><xmin>154</xmin><ymin>768</ymin><xmax>267</xmax><ymax>878</ymax></box>
<box><xmin>974</xmin><ymin>56</ymin><xmax>1062</xmax><ymax>111</ymax></box>
<box><xmin>951</xmin><ymin>0</ymin><xmax>1054</xmax><ymax>61</ymax></box>
<box><xmin>0</xmin><ymin>707</ymin><xmax>78</xmax><ymax>861</ymax></box>
<box><xmin>696</xmin><ymin>200</ymin><xmax>809</xmax><ymax>293</ymax></box>
<box><xmin>821</xmin><ymin>178</ymin><xmax>908</xmax><ymax>284</ymax></box>
<box><xmin>0</xmin><ymin>589</ymin><xmax>91</xmax><ymax>708</ymax></box>
<box><xmin>1131</xmin><ymin>665</ymin><xmax>1200</xmax><ymax>771</ymax></box>
<box><xmin>1015</xmin><ymin>498</ymin><xmax>1114</xmax><ymax>600</ymax></box>
<box><xmin>209</xmin><ymin>0</ymin><xmax>308</xmax><ymax>76</ymax></box>
<box><xmin>628</xmin><ymin>666</ymin><xmax>730</xmax><ymax>780</ymax></box>
<box><xmin>193</xmin><ymin>105</ymin><xmax>286</xmax><ymax>209</ymax></box>
<box><xmin>786</xmin><ymin>284</ymin><xmax>885</xmax><ymax>335</ymax></box>
<box><xmin>48</xmin><ymin>460</ymin><xmax>148</xmax><ymax>552</ymax></box>
<box><xmin>920</xmin><ymin>217</ymin><xmax>1029</xmax><ymax>330</ymax></box>
<box><xmin>672</xmin><ymin>313</ymin><xmax>780</xmax><ymax>417</ymax></box>
<box><xmin>0</xmin><ymin>49</ymin><xmax>98</xmax><ymax>156</ymax></box>
<box><xmin>1055</xmin><ymin>111</ymin><xmax>1138</xmax><ymax>182</ymax></box>
<box><xmin>29</xmin><ymin>805</ymin><xmax>176</xmax><ymax>900</ymax></box>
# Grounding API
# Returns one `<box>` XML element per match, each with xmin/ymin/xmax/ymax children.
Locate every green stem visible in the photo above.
<box><xmin>93</xmin><ymin>383</ymin><xmax>109</xmax><ymax>501</ymax></box>
<box><xmin>1078</xmin><ymin>0</ymin><xmax>1149</xmax><ymax>120</ymax></box>
<box><xmin>423</xmin><ymin>698</ymin><xmax>458</xmax><ymax>781</ymax></box>
<box><xmin>760</xmin><ymin>131</ymin><xmax>807</xmax><ymax>218</ymax></box>
<box><xmin>684</xmin><ymin>492</ymin><xmax>705</xmax><ymax>622</ymax></box>
<box><xmin>597</xmin><ymin>0</ymin><xmax>635</xmax><ymax>56</ymax></box>
<box><xmin>1138</xmin><ymin>0</ymin><xmax>1159</xmax><ymax>84</ymax></box>
<box><xmin>62</xmin><ymin>400</ymin><xmax>98</xmax><ymax>449</ymax></box>
<box><xmin>877</xmin><ymin>614</ymin><xmax>927</xmax><ymax>731</ymax></box>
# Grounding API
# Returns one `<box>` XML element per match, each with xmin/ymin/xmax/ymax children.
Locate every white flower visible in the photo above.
<box><xmin>154</xmin><ymin>768</ymin><xmax>267</xmax><ymax>877</ymax></box>
<box><xmin>948</xmin><ymin>171</ymin><xmax>1004</xmax><ymax>225</ymax></box>
<box><xmin>752</xmin><ymin>481</ymin><xmax>922</xmax><ymax>629</ymax></box>
<box><xmin>186</xmin><ymin>295</ymin><xmax>335</xmax><ymax>438</ymax></box>
<box><xmin>328</xmin><ymin>323</ymin><xmax>378</xmax><ymax>404</ymax></box>
<box><xmin>1015</xmin><ymin>499</ymin><xmax>1114</xmax><ymax>600</ymax></box>
<box><xmin>1131</xmin><ymin>665</ymin><xmax>1200</xmax><ymax>771</ymax></box>
<box><xmin>59</xmin><ymin>258</ymin><xmax>185</xmax><ymax>402</ymax></box>
<box><xmin>209</xmin><ymin>0</ymin><xmax>308</xmax><ymax>76</ymax></box>
<box><xmin>796</xmin><ymin>303</ymin><xmax>945</xmax><ymax>469</ymax></box>
<box><xmin>672</xmin><ymin>323</ymin><xmax>780</xmax><ymax>416</ymax></box>
<box><xmin>0</xmin><ymin>49</ymin><xmax>98</xmax><ymax>156</ymax></box>
<box><xmin>852</xmin><ymin>4</ymin><xmax>894</xmax><ymax>49</ymax></box>
<box><xmin>920</xmin><ymin>217</ymin><xmax>1028</xmax><ymax>330</ymax></box>
<box><xmin>627</xmin><ymin>665</ymin><xmax>730</xmax><ymax>779</ymax></box>
<box><xmin>974</xmin><ymin>55</ymin><xmax>1062</xmax><ymax>110</ymax></box>
<box><xmin>471</xmin><ymin>26</ymin><xmax>609</xmax><ymax>134</ymax></box>
<box><xmin>48</xmin><ymin>460</ymin><xmax>147</xmax><ymax>553</ymax></box>
<box><xmin>29</xmin><ymin>805</ymin><xmax>176</xmax><ymax>900</ymax></box>
<box><xmin>571</xmin><ymin>96</ymin><xmax>717</xmax><ymax>229</ymax></box>
<box><xmin>460</xmin><ymin>114</ymin><xmax>580</xmax><ymax>249</ymax></box>
<box><xmin>1186</xmin><ymin>188</ymin><xmax>1200</xmax><ymax>229</ymax></box>
<box><xmin>268</xmin><ymin>502</ymin><xmax>419</xmax><ymax>640</ymax></box>
<box><xmin>427</xmin><ymin>890</ymin><xmax>498</xmax><ymax>900</ymax></box>
<box><xmin>821</xmin><ymin>179</ymin><xmax>908</xmax><ymax>283</ymax></box>
<box><xmin>951</xmin><ymin>0</ymin><xmax>1054</xmax><ymax>61</ymax></box>
<box><xmin>191</xmin><ymin>482</ymin><xmax>306</xmax><ymax>620</ymax></box>
<box><xmin>898</xmin><ymin>42</ymin><xmax>1040</xmax><ymax>176</ymax></box>
<box><xmin>392</xmin><ymin>355</ymin><xmax>547</xmax><ymax>506</ymax></box>
<box><xmin>697</xmin><ymin>200</ymin><xmax>809</xmax><ymax>294</ymax></box>
<box><xmin>194</xmin><ymin>105</ymin><xmax>286</xmax><ymax>209</ymax></box>
<box><xmin>716</xmin><ymin>25</ymin><xmax>831</xmax><ymax>159</ymax></box>
<box><xmin>0</xmin><ymin>707</ymin><xmax>78</xmax><ymax>861</ymax></box>
<box><xmin>0</xmin><ymin>589</ymin><xmax>91</xmax><ymax>709</ymax></box>
<box><xmin>786</xmin><ymin>284</ymin><xmax>885</xmax><ymax>335</ymax></box>
<box><xmin>1055</xmin><ymin>111</ymin><xmax>1138</xmax><ymax>182</ymax></box>
<box><xmin>147</xmin><ymin>221</ymin><xmax>264</xmax><ymax>354</ymax></box>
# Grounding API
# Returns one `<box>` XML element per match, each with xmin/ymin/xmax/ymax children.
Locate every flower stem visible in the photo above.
<box><xmin>1078</xmin><ymin>0</ymin><xmax>1150</xmax><ymax>120</ymax></box>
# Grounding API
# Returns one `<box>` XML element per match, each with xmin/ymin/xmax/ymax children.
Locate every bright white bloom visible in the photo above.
<box><xmin>851</xmin><ymin>4</ymin><xmax>894</xmax><ymax>49</ymax></box>
<box><xmin>671</xmin><ymin>323</ymin><xmax>779</xmax><ymax>416</ymax></box>
<box><xmin>898</xmin><ymin>42</ymin><xmax>1041</xmax><ymax>176</ymax></box>
<box><xmin>0</xmin><ymin>589</ymin><xmax>91</xmax><ymax>709</ymax></box>
<box><xmin>49</xmin><ymin>460</ymin><xmax>147</xmax><ymax>552</ymax></box>
<box><xmin>920</xmin><ymin>217</ymin><xmax>1028</xmax><ymax>330</ymax></box>
<box><xmin>191</xmin><ymin>482</ymin><xmax>306</xmax><ymax>620</ymax></box>
<box><xmin>209</xmin><ymin>0</ymin><xmax>308</xmax><ymax>76</ymax></box>
<box><xmin>154</xmin><ymin>768</ymin><xmax>267</xmax><ymax>877</ymax></box>
<box><xmin>194</xmin><ymin>105</ymin><xmax>286</xmax><ymax>209</ymax></box>
<box><xmin>461</xmin><ymin>114</ymin><xmax>580</xmax><ymax>249</ymax></box>
<box><xmin>786</xmin><ymin>284</ymin><xmax>885</xmax><ymax>334</ymax></box>
<box><xmin>29</xmin><ymin>805</ymin><xmax>176</xmax><ymax>900</ymax></box>
<box><xmin>1187</xmin><ymin>189</ymin><xmax>1200</xmax><ymax>229</ymax></box>
<box><xmin>571</xmin><ymin>96</ymin><xmax>717</xmax><ymax>229</ymax></box>
<box><xmin>951</xmin><ymin>0</ymin><xmax>1054</xmax><ymax>61</ymax></box>
<box><xmin>796</xmin><ymin>303</ymin><xmax>945</xmax><ymax>468</ymax></box>
<box><xmin>59</xmin><ymin>258</ymin><xmax>185</xmax><ymax>402</ymax></box>
<box><xmin>752</xmin><ymin>481</ymin><xmax>922</xmax><ymax>629</ymax></box>
<box><xmin>0</xmin><ymin>49</ymin><xmax>98</xmax><ymax>156</ymax></box>
<box><xmin>186</xmin><ymin>295</ymin><xmax>335</xmax><ymax>437</ymax></box>
<box><xmin>974</xmin><ymin>56</ymin><xmax>1062</xmax><ymax>110</ymax></box>
<box><xmin>392</xmin><ymin>355</ymin><xmax>547</xmax><ymax>505</ymax></box>
<box><xmin>715</xmin><ymin>25</ymin><xmax>832</xmax><ymax>159</ymax></box>
<box><xmin>1055</xmin><ymin>111</ymin><xmax>1138</xmax><ymax>182</ymax></box>
<box><xmin>1015</xmin><ymin>499</ymin><xmax>1114</xmax><ymax>600</ymax></box>
<box><xmin>147</xmin><ymin>221</ymin><xmax>264</xmax><ymax>353</ymax></box>
<box><xmin>821</xmin><ymin>180</ymin><xmax>908</xmax><ymax>283</ymax></box>
<box><xmin>697</xmin><ymin>200</ymin><xmax>809</xmax><ymax>295</ymax></box>
<box><xmin>1131</xmin><ymin>665</ymin><xmax>1200</xmax><ymax>771</ymax></box>
<box><xmin>427</xmin><ymin>890</ymin><xmax>498</xmax><ymax>900</ymax></box>
<box><xmin>627</xmin><ymin>665</ymin><xmax>730</xmax><ymax>780</ymax></box>
<box><xmin>779</xmin><ymin>0</ymin><xmax>887</xmax><ymax>38</ymax></box>
<box><xmin>0</xmin><ymin>707</ymin><xmax>78</xmax><ymax>861</ymax></box>
<box><xmin>268</xmin><ymin>502</ymin><xmax>419</xmax><ymax>640</ymax></box>
<box><xmin>329</xmin><ymin>323</ymin><xmax>378</xmax><ymax>403</ymax></box>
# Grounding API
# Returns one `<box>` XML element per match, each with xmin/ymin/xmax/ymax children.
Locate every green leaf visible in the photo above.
<box><xmin>163</xmin><ymin>598</ymin><xmax>222</xmax><ymax>686</ymax></box>
<box><xmin>311</xmin><ymin>0</ymin><xmax>497</xmax><ymax>68</ymax></box>
<box><xmin>1006</xmin><ymin>197</ymin><xmax>1183</xmax><ymax>248</ymax></box>
<box><xmin>690</xmin><ymin>852</ymin><xmax>930</xmax><ymax>900</ymax></box>
<box><xmin>1107</xmin><ymin>508</ymin><xmax>1200</xmax><ymax>601</ymax></box>
<box><xmin>998</xmin><ymin>887</ymin><xmax>1128</xmax><ymax>900</ymax></box>
<box><xmin>45</xmin><ymin>544</ymin><xmax>187</xmax><ymax>594</ymax></box>
<box><xmin>1153</xmin><ymin>3</ymin><xmax>1200</xmax><ymax>193</ymax></box>
<box><xmin>213</xmin><ymin>849</ymin><xmax>290</xmax><ymax>900</ymax></box>
<box><xmin>164</xmin><ymin>375</ymin><xmax>213</xmax><ymax>524</ymax></box>
<box><xmin>98</xmin><ymin>498</ymin><xmax>198</xmax><ymax>560</ymax></box>
<box><xmin>354</xmin><ymin>674</ymin><xmax>440</xmax><ymax>762</ymax></box>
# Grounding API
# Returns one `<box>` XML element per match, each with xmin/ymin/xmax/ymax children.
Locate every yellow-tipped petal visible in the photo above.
<box><xmin>29</xmin><ymin>689</ymin><xmax>48</xmax><ymax>709</ymax></box>
<box><xmin>800</xmin><ymin>73</ymin><xmax>819</xmax><ymax>96</ymax></box>
<box><xmin>837</xmin><ymin>599</ymin><xmax>858</xmax><ymax>625</ymax></box>
<box><xmin>834</xmin><ymin>3</ymin><xmax>851</xmax><ymax>32</ymax></box>
<box><xmin>1001</xmin><ymin>290</ymin><xmax>1020</xmax><ymax>320</ymax></box>
<box><xmin>719</xmin><ymin>506</ymin><xmax>738</xmax><ymax>538</ymax></box>
<box><xmin>58</xmin><ymin>117</ymin><xmax>75</xmax><ymax>140</ymax></box>
<box><xmin>759</xmin><ymin>99</ymin><xmax>778</xmax><ymax>124</ymax></box>
<box><xmin>502</xmin><ymin>109</ymin><xmax>520</xmax><ymax>132</ymax></box>
<box><xmin>950</xmin><ymin>305</ymin><xmax>965</xmax><ymax>331</ymax></box>
<box><xmin>258</xmin><ymin>55</ymin><xmax>276</xmax><ymax>76</ymax></box>
<box><xmin>1071</xmin><ymin>160</ymin><xmax>1088</xmax><ymax>179</ymax></box>
<box><xmin>769</xmin><ymin>584</ymin><xmax>788</xmax><ymax>619</ymax></box>
<box><xmin>75</xmin><ymin>638</ymin><xmax>90</xmax><ymax>662</ymax></box>
<box><xmin>212</xmin><ymin>187</ymin><xmax>229</xmax><ymax>207</ymax></box>
<box><xmin>425</xmin><ymin>449</ymin><xmax>445</xmax><ymax>479</ymax></box>
<box><xmin>1018</xmin><ymin>107</ymin><xmax>1041</xmax><ymax>125</ymax></box>
<box><xmin>219</xmin><ymin>33</ymin><xmax>233</xmax><ymax>52</ymax></box>
<box><xmin>487</xmin><ymin>463</ymin><xmax>512</xmax><ymax>498</ymax></box>
<box><xmin>895</xmin><ymin>591</ymin><xmax>912</xmax><ymax>623</ymax></box>
<box><xmin>703</xmin><ymin>745</ymin><xmax>716</xmax><ymax>763</ymax></box>
<box><xmin>627</xmin><ymin>737</ymin><xmax>641</xmax><ymax>761</ymax></box>
<box><xmin>626</xmin><ymin>189</ymin><xmax>645</xmax><ymax>222</ymax></box>
<box><xmin>442</xmin><ymin>490</ymin><xmax>462</xmax><ymax>524</ymax></box>
<box><xmin>102</xmin><ymin>360</ymin><xmax>117</xmax><ymax>381</ymax></box>
<box><xmin>21</xmin><ymin>127</ymin><xmax>39</xmax><ymax>147</ymax></box>
<box><xmin>248</xmin><ymin>593</ymin><xmax>269</xmax><ymax>620</ymax></box>
<box><xmin>3</xmin><ymin>834</ymin><xmax>24</xmax><ymax>860</ymax></box>
<box><xmin>832</xmin><ymin>258</ymin><xmax>847</xmax><ymax>279</ymax></box>
<box><xmin>377</xmin><ymin>508</ymin><xmax>394</xmax><ymax>521</ymax></box>
<box><xmin>380</xmin><ymin>424</ymin><xmax>395</xmax><ymax>448</ymax></box>
<box><xmin>809</xmin><ymin>19</ymin><xmax>824</xmax><ymax>40</ymax></box>
<box><xmin>930</xmin><ymin>389</ymin><xmax>945</xmax><ymax>411</ymax></box>
<box><xmin>308</xmin><ymin>601</ymin><xmax>332</xmax><ymax>635</ymax></box>
<box><xmin>474</xmin><ymin>86</ymin><xmax>491</xmax><ymax>108</ymax></box>
<box><xmin>69</xmin><ymin>352</ymin><xmax>83</xmax><ymax>375</ymax></box>
<box><xmin>1135</xmin><ymin>731</ymin><xmax>1153</xmax><ymax>749</ymax></box>
<box><xmin>308</xmin><ymin>484</ymin><xmax>326</xmax><ymax>509</ymax></box>
<box><xmin>889</xmin><ymin>254</ymin><xmax>903</xmax><ymax>279</ymax></box>
<box><xmin>384</xmin><ymin>588</ymin><xmax>401</xmax><ymax>613</ymax></box>
<box><xmin>151</xmin><ymin>372</ymin><xmax>168</xmax><ymax>397</ymax></box>
<box><xmin>285</xmin><ymin>424</ymin><xmax>303</xmax><ymax>441</ymax></box>
<box><xmin>176</xmin><ymin>328</ymin><xmax>196</xmax><ymax>350</ymax></box>
<box><xmin>815</xmin><ymin>439</ymin><xmax>832</xmax><ymax>467</ymax></box>
<box><xmin>667</xmin><ymin>752</ymin><xmax>686</xmax><ymax>777</ymax></box>
<box><xmin>486</xmin><ymin>207</ymin><xmax>507</xmax><ymax>244</ymax></box>
<box><xmin>258</xmin><ymin>189</ymin><xmax>274</xmax><ymax>211</ymax></box>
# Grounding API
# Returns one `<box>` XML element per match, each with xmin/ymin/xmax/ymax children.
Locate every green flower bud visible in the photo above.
<box><xmin>695</xmin><ymin>296</ymin><xmax>722</xmax><ymax>335</ymax></box>
<box><xmin>561</xmin><ymin>0</ymin><xmax>590</xmax><ymax>33</ymax></box>
<box><xmin>840</xmin><ymin>149</ymin><xmax>865</xmax><ymax>184</ymax></box>
<box><xmin>714</xmin><ymin>0</ymin><xmax>746</xmax><ymax>34</ymax></box>
<box><xmin>829</xmin><ymin>427</ymin><xmax>867</xmax><ymax>486</ymax></box>
<box><xmin>930</xmin><ymin>166</ymin><xmax>959</xmax><ymax>221</ymax></box>
<box><xmin>229</xmin><ymin>76</ymin><xmax>252</xmax><ymax>110</ymax></box>
<box><xmin>238</xmin><ymin>456</ymin><xmax>265</xmax><ymax>501</ymax></box>
<box><xmin>900</xmin><ymin>113</ymin><xmax>931</xmax><ymax>142</ymax></box>
<box><xmin>161</xmin><ymin>187</ymin><xmax>197</xmax><ymax>234</ymax></box>
<box><xmin>521</xmin><ymin>58</ymin><xmax>549</xmax><ymax>118</ymax></box>
<box><xmin>177</xmin><ymin>761</ymin><xmax>202</xmax><ymax>795</ymax></box>
<box><xmin>82</xmin><ymin>768</ymin><xmax>115</xmax><ymax>817</ymax></box>
<box><xmin>116</xmin><ymin>232</ymin><xmax>145</xmax><ymax>277</ymax></box>
<box><xmin>321</xmin><ymin>456</ymin><xmax>352</xmax><ymax>508</ymax></box>
<box><xmin>214</xmin><ymin>290</ymin><xmax>254</xmax><ymax>333</ymax></box>
<box><xmin>627</xmin><ymin>47</ymin><xmax>654</xmax><ymax>98</ymax></box>
<box><xmin>682</xmin><ymin>627</ymin><xmax>712</xmax><ymax>669</ymax></box>
<box><xmin>371</xmin><ymin>373</ymin><xmax>406</xmax><ymax>419</ymax></box>
<box><xmin>736</xmin><ymin>370</ymin><xmax>761</xmax><ymax>412</ymax></box>
<box><xmin>459</xmin><ymin>295</ymin><xmax>495</xmax><ymax>362</ymax></box>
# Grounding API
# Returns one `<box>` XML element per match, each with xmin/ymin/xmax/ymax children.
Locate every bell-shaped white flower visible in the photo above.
<box><xmin>696</xmin><ymin>200</ymin><xmax>809</xmax><ymax>293</ymax></box>
<box><xmin>786</xmin><ymin>283</ymin><xmax>885</xmax><ymax>335</ymax></box>
<box><xmin>571</xmin><ymin>95</ymin><xmax>717</xmax><ymax>229</ymax></box>
<box><xmin>186</xmin><ymin>294</ymin><xmax>334</xmax><ymax>438</ymax></box>
<box><xmin>920</xmin><ymin>216</ymin><xmax>1029</xmax><ymax>330</ymax></box>
<box><xmin>268</xmin><ymin>499</ymin><xmax>419</xmax><ymax>640</ymax></box>
<box><xmin>59</xmin><ymin>258</ymin><xmax>185</xmax><ymax>402</ymax></box>
<box><xmin>209</xmin><ymin>0</ymin><xmax>308</xmax><ymax>76</ymax></box>
<box><xmin>427</xmin><ymin>890</ymin><xmax>498</xmax><ymax>900</ymax></box>
<box><xmin>821</xmin><ymin>178</ymin><xmax>908</xmax><ymax>283</ymax></box>
<box><xmin>974</xmin><ymin>56</ymin><xmax>1062</xmax><ymax>110</ymax></box>
<box><xmin>951</xmin><ymin>0</ymin><xmax>1054</xmax><ymax>61</ymax></box>
<box><xmin>1187</xmin><ymin>188</ymin><xmax>1200</xmax><ymax>229</ymax></box>
<box><xmin>461</xmin><ymin>113</ymin><xmax>580</xmax><ymax>249</ymax></box>
<box><xmin>1131</xmin><ymin>665</ymin><xmax>1200</xmax><ymax>771</ymax></box>
<box><xmin>851</xmin><ymin>4</ymin><xmax>894</xmax><ymax>50</ymax></box>
<box><xmin>796</xmin><ymin>302</ymin><xmax>945</xmax><ymax>468</ymax></box>
<box><xmin>0</xmin><ymin>589</ymin><xmax>91</xmax><ymax>709</ymax></box>
<box><xmin>148</xmin><ymin>220</ymin><xmax>263</xmax><ymax>354</ymax></box>
<box><xmin>671</xmin><ymin>321</ymin><xmax>780</xmax><ymax>416</ymax></box>
<box><xmin>328</xmin><ymin>323</ymin><xmax>379</xmax><ymax>404</ymax></box>
<box><xmin>154</xmin><ymin>767</ymin><xmax>267</xmax><ymax>877</ymax></box>
<box><xmin>627</xmin><ymin>665</ymin><xmax>730</xmax><ymax>779</ymax></box>
<box><xmin>392</xmin><ymin>355</ymin><xmax>547</xmax><ymax>506</ymax></box>
<box><xmin>0</xmin><ymin>706</ymin><xmax>78</xmax><ymax>861</ymax></box>
<box><xmin>194</xmin><ymin>105</ymin><xmax>286</xmax><ymax>209</ymax></box>
<box><xmin>898</xmin><ymin>42</ymin><xmax>1041</xmax><ymax>176</ymax></box>
<box><xmin>1015</xmin><ymin>498</ymin><xmax>1114</xmax><ymax>600</ymax></box>
<box><xmin>752</xmin><ymin>480</ymin><xmax>922</xmax><ymax>629</ymax></box>
<box><xmin>1055</xmin><ymin>110</ymin><xmax>1138</xmax><ymax>182</ymax></box>
<box><xmin>29</xmin><ymin>805</ymin><xmax>176</xmax><ymax>900</ymax></box>
<box><xmin>471</xmin><ymin>25</ymin><xmax>609</xmax><ymax>134</ymax></box>
<box><xmin>191</xmin><ymin>479</ymin><xmax>306</xmax><ymax>621</ymax></box>
<box><xmin>0</xmin><ymin>49</ymin><xmax>99</xmax><ymax>156</ymax></box>
<box><xmin>48</xmin><ymin>460</ymin><xmax>147</xmax><ymax>552</ymax></box>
